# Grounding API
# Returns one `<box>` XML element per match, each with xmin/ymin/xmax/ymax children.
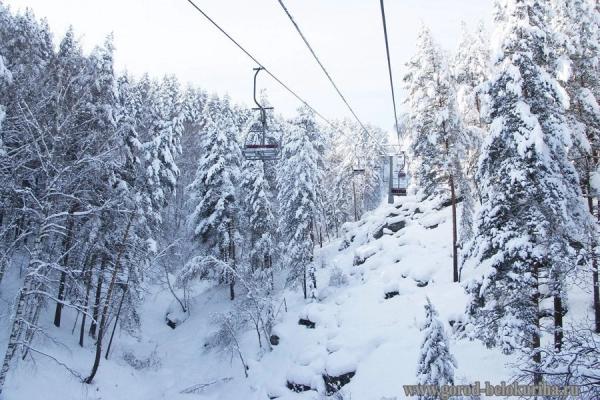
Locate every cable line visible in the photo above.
<box><xmin>378</xmin><ymin>0</ymin><xmax>402</xmax><ymax>142</ymax></box>
<box><xmin>276</xmin><ymin>0</ymin><xmax>378</xmax><ymax>147</ymax></box>
<box><xmin>184</xmin><ymin>0</ymin><xmax>339</xmax><ymax>132</ymax></box>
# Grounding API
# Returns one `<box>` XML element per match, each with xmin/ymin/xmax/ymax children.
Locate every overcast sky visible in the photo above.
<box><xmin>5</xmin><ymin>0</ymin><xmax>494</xmax><ymax>135</ymax></box>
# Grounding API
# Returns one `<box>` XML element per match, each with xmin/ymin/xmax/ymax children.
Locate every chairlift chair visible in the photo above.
<box><xmin>352</xmin><ymin>157</ymin><xmax>366</xmax><ymax>176</ymax></box>
<box><xmin>242</xmin><ymin>67</ymin><xmax>281</xmax><ymax>161</ymax></box>
<box><xmin>391</xmin><ymin>153</ymin><xmax>408</xmax><ymax>197</ymax></box>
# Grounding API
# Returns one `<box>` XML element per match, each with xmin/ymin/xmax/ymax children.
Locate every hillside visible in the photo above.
<box><xmin>1</xmin><ymin>196</ymin><xmax>516</xmax><ymax>400</ymax></box>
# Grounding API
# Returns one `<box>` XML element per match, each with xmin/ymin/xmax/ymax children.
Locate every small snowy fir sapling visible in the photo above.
<box><xmin>416</xmin><ymin>298</ymin><xmax>457</xmax><ymax>400</ymax></box>
<box><xmin>328</xmin><ymin>265</ymin><xmax>348</xmax><ymax>288</ymax></box>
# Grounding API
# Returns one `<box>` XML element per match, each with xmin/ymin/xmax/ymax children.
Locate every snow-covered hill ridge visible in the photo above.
<box><xmin>1</xmin><ymin>196</ymin><xmax>513</xmax><ymax>400</ymax></box>
<box><xmin>259</xmin><ymin>196</ymin><xmax>511</xmax><ymax>399</ymax></box>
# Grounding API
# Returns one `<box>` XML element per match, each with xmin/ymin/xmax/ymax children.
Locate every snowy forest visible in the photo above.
<box><xmin>0</xmin><ymin>0</ymin><xmax>599</xmax><ymax>399</ymax></box>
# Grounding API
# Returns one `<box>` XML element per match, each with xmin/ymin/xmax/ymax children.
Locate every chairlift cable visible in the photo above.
<box><xmin>276</xmin><ymin>0</ymin><xmax>383</xmax><ymax>150</ymax></box>
<box><xmin>184</xmin><ymin>0</ymin><xmax>339</xmax><ymax>133</ymax></box>
<box><xmin>378</xmin><ymin>0</ymin><xmax>402</xmax><ymax>142</ymax></box>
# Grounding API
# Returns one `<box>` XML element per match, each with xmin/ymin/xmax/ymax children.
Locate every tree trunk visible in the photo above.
<box><xmin>54</xmin><ymin>207</ymin><xmax>76</xmax><ymax>328</ymax></box>
<box><xmin>80</xmin><ymin>253</ymin><xmax>97</xmax><ymax>347</ymax></box>
<box><xmin>554</xmin><ymin>293</ymin><xmax>563</xmax><ymax>352</ymax></box>
<box><xmin>594</xmin><ymin>257</ymin><xmax>600</xmax><ymax>334</ymax></box>
<box><xmin>0</xmin><ymin>283</ymin><xmax>29</xmax><ymax>395</ymax></box>
<box><xmin>532</xmin><ymin>262</ymin><xmax>542</xmax><ymax>385</ymax></box>
<box><xmin>84</xmin><ymin>215</ymin><xmax>133</xmax><ymax>384</ymax></box>
<box><xmin>302</xmin><ymin>268</ymin><xmax>307</xmax><ymax>300</ymax></box>
<box><xmin>228</xmin><ymin>221</ymin><xmax>236</xmax><ymax>301</ymax></box>
<box><xmin>594</xmin><ymin>192</ymin><xmax>600</xmax><ymax>334</ymax></box>
<box><xmin>105</xmin><ymin>284</ymin><xmax>127</xmax><ymax>359</ymax></box>
<box><xmin>0</xmin><ymin>232</ymin><xmax>43</xmax><ymax>395</ymax></box>
<box><xmin>89</xmin><ymin>256</ymin><xmax>107</xmax><ymax>338</ymax></box>
<box><xmin>449</xmin><ymin>174</ymin><xmax>459</xmax><ymax>283</ymax></box>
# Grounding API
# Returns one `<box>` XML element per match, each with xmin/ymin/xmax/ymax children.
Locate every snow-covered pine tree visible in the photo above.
<box><xmin>403</xmin><ymin>25</ymin><xmax>468</xmax><ymax>282</ymax></box>
<box><xmin>453</xmin><ymin>21</ymin><xmax>490</xmax><ymax>164</ymax></box>
<box><xmin>416</xmin><ymin>298</ymin><xmax>457</xmax><ymax>399</ymax></box>
<box><xmin>462</xmin><ymin>0</ymin><xmax>591</xmax><ymax>383</ymax></box>
<box><xmin>552</xmin><ymin>0</ymin><xmax>600</xmax><ymax>334</ymax></box>
<box><xmin>322</xmin><ymin>120</ymin><xmax>355</xmax><ymax>235</ymax></box>
<box><xmin>186</xmin><ymin>95</ymin><xmax>241</xmax><ymax>300</ymax></box>
<box><xmin>453</xmin><ymin>22</ymin><xmax>491</xmax><ymax>127</ymax></box>
<box><xmin>452</xmin><ymin>22</ymin><xmax>491</xmax><ymax>249</ymax></box>
<box><xmin>278</xmin><ymin>106</ymin><xmax>325</xmax><ymax>299</ymax></box>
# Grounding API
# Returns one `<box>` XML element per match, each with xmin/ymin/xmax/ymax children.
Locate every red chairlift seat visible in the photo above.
<box><xmin>246</xmin><ymin>144</ymin><xmax>278</xmax><ymax>149</ymax></box>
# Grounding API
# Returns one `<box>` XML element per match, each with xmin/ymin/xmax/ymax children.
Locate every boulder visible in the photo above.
<box><xmin>286</xmin><ymin>381</ymin><xmax>312</xmax><ymax>393</ymax></box>
<box><xmin>384</xmin><ymin>291</ymin><xmax>399</xmax><ymax>299</ymax></box>
<box><xmin>298</xmin><ymin>318</ymin><xmax>316</xmax><ymax>329</ymax></box>
<box><xmin>323</xmin><ymin>371</ymin><xmax>356</xmax><ymax>395</ymax></box>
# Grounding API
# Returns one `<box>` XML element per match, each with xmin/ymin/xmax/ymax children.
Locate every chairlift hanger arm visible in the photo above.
<box><xmin>253</xmin><ymin>67</ymin><xmax>265</xmax><ymax>111</ymax></box>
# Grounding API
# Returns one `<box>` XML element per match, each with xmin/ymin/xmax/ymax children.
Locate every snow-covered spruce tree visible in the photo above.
<box><xmin>186</xmin><ymin>95</ymin><xmax>241</xmax><ymax>300</ymax></box>
<box><xmin>403</xmin><ymin>26</ymin><xmax>469</xmax><ymax>282</ymax></box>
<box><xmin>278</xmin><ymin>106</ymin><xmax>325</xmax><ymax>299</ymax></box>
<box><xmin>416</xmin><ymin>298</ymin><xmax>457</xmax><ymax>399</ymax></box>
<box><xmin>462</xmin><ymin>0</ymin><xmax>591</xmax><ymax>384</ymax></box>
<box><xmin>552</xmin><ymin>0</ymin><xmax>600</xmax><ymax>334</ymax></box>
<box><xmin>240</xmin><ymin>158</ymin><xmax>276</xmax><ymax>283</ymax></box>
<box><xmin>126</xmin><ymin>74</ymin><xmax>181</xmax><ymax>235</ymax></box>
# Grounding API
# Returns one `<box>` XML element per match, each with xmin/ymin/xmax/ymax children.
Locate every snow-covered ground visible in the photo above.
<box><xmin>1</xmin><ymin>196</ymin><xmax>518</xmax><ymax>399</ymax></box>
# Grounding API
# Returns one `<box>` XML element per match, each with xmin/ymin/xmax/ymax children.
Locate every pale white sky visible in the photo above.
<box><xmin>4</xmin><ymin>0</ymin><xmax>494</xmax><ymax>135</ymax></box>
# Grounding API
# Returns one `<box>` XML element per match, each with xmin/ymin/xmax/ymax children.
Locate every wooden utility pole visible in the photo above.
<box><xmin>388</xmin><ymin>156</ymin><xmax>394</xmax><ymax>204</ymax></box>
<box><xmin>449</xmin><ymin>174</ymin><xmax>458</xmax><ymax>283</ymax></box>
<box><xmin>352</xmin><ymin>178</ymin><xmax>358</xmax><ymax>221</ymax></box>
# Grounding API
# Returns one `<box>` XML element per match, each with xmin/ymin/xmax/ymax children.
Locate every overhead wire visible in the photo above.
<box><xmin>184</xmin><ymin>0</ymin><xmax>347</xmax><ymax>136</ymax></box>
<box><xmin>275</xmin><ymin>0</ymin><xmax>383</xmax><ymax>150</ymax></box>
<box><xmin>378</xmin><ymin>0</ymin><xmax>402</xmax><ymax>143</ymax></box>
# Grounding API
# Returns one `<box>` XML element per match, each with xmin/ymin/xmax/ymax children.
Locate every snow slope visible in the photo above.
<box><xmin>1</xmin><ymin>196</ymin><xmax>515</xmax><ymax>400</ymax></box>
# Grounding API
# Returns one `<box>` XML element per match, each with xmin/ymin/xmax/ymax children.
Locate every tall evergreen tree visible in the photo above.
<box><xmin>240</xmin><ymin>158</ymin><xmax>276</xmax><ymax>283</ymax></box>
<box><xmin>452</xmin><ymin>22</ymin><xmax>491</xmax><ymax>249</ymax></box>
<box><xmin>404</xmin><ymin>26</ymin><xmax>468</xmax><ymax>282</ymax></box>
<box><xmin>552</xmin><ymin>0</ymin><xmax>600</xmax><ymax>334</ymax></box>
<box><xmin>463</xmin><ymin>0</ymin><xmax>591</xmax><ymax>383</ymax></box>
<box><xmin>187</xmin><ymin>96</ymin><xmax>241</xmax><ymax>300</ymax></box>
<box><xmin>278</xmin><ymin>106</ymin><xmax>325</xmax><ymax>299</ymax></box>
